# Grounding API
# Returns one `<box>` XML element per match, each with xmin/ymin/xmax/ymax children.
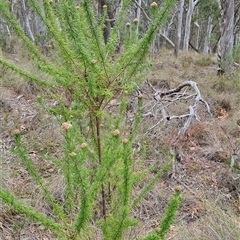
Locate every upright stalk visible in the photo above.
<box><xmin>95</xmin><ymin>114</ymin><xmax>106</xmax><ymax>218</ymax></box>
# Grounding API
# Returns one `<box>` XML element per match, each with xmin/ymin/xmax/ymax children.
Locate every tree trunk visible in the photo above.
<box><xmin>194</xmin><ymin>21</ymin><xmax>200</xmax><ymax>50</ymax></box>
<box><xmin>162</xmin><ymin>4</ymin><xmax>177</xmax><ymax>46</ymax></box>
<box><xmin>0</xmin><ymin>18</ymin><xmax>10</xmax><ymax>36</ymax></box>
<box><xmin>183</xmin><ymin>0</ymin><xmax>199</xmax><ymax>51</ymax></box>
<box><xmin>219</xmin><ymin>0</ymin><xmax>234</xmax><ymax>73</ymax></box>
<box><xmin>203</xmin><ymin>16</ymin><xmax>213</xmax><ymax>54</ymax></box>
<box><xmin>234</xmin><ymin>2</ymin><xmax>240</xmax><ymax>45</ymax></box>
<box><xmin>20</xmin><ymin>0</ymin><xmax>35</xmax><ymax>41</ymax></box>
<box><xmin>20</xmin><ymin>0</ymin><xmax>34</xmax><ymax>41</ymax></box>
<box><xmin>135</xmin><ymin>0</ymin><xmax>142</xmax><ymax>39</ymax></box>
<box><xmin>174</xmin><ymin>0</ymin><xmax>184</xmax><ymax>57</ymax></box>
<box><xmin>33</xmin><ymin>0</ymin><xmax>45</xmax><ymax>35</ymax></box>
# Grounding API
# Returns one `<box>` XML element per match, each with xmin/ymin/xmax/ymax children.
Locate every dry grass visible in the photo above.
<box><xmin>1</xmin><ymin>48</ymin><xmax>240</xmax><ymax>239</ymax></box>
<box><xmin>169</xmin><ymin>195</ymin><xmax>240</xmax><ymax>240</ymax></box>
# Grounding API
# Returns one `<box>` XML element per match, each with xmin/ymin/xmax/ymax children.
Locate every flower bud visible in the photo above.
<box><xmin>69</xmin><ymin>152</ymin><xmax>77</xmax><ymax>157</ymax></box>
<box><xmin>151</xmin><ymin>2</ymin><xmax>158</xmax><ymax>7</ymax></box>
<box><xmin>175</xmin><ymin>185</ymin><xmax>182</xmax><ymax>192</ymax></box>
<box><xmin>61</xmin><ymin>122</ymin><xmax>72</xmax><ymax>131</ymax></box>
<box><xmin>113</xmin><ymin>129</ymin><xmax>120</xmax><ymax>136</ymax></box>
<box><xmin>13</xmin><ymin>129</ymin><xmax>20</xmax><ymax>135</ymax></box>
<box><xmin>80</xmin><ymin>142</ymin><xmax>88</xmax><ymax>148</ymax></box>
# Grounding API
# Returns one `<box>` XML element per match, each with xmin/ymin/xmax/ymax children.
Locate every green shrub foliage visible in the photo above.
<box><xmin>0</xmin><ymin>1</ymin><xmax>180</xmax><ymax>239</ymax></box>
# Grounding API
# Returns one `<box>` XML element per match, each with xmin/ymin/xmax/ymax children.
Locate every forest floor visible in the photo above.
<box><xmin>0</xmin><ymin>49</ymin><xmax>240</xmax><ymax>239</ymax></box>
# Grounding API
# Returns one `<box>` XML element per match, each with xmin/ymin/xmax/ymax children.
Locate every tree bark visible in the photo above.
<box><xmin>135</xmin><ymin>0</ymin><xmax>142</xmax><ymax>38</ymax></box>
<box><xmin>234</xmin><ymin>1</ymin><xmax>240</xmax><ymax>45</ymax></box>
<box><xmin>183</xmin><ymin>0</ymin><xmax>200</xmax><ymax>51</ymax></box>
<box><xmin>33</xmin><ymin>0</ymin><xmax>45</xmax><ymax>35</ymax></box>
<box><xmin>162</xmin><ymin>4</ymin><xmax>177</xmax><ymax>46</ymax></box>
<box><xmin>219</xmin><ymin>0</ymin><xmax>234</xmax><ymax>73</ymax></box>
<box><xmin>20</xmin><ymin>0</ymin><xmax>35</xmax><ymax>41</ymax></box>
<box><xmin>194</xmin><ymin>21</ymin><xmax>200</xmax><ymax>50</ymax></box>
<box><xmin>203</xmin><ymin>16</ymin><xmax>213</xmax><ymax>54</ymax></box>
<box><xmin>174</xmin><ymin>0</ymin><xmax>184</xmax><ymax>57</ymax></box>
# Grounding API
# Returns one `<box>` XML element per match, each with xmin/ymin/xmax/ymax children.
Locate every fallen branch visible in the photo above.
<box><xmin>152</xmin><ymin>80</ymin><xmax>211</xmax><ymax>134</ymax></box>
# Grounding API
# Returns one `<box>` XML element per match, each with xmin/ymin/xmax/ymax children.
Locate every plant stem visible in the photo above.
<box><xmin>96</xmin><ymin>114</ymin><xmax>106</xmax><ymax>218</ymax></box>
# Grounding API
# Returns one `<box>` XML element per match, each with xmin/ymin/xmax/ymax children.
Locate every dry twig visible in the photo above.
<box><xmin>149</xmin><ymin>80</ymin><xmax>211</xmax><ymax>135</ymax></box>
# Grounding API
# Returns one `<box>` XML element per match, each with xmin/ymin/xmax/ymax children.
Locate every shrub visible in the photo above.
<box><xmin>0</xmin><ymin>1</ymin><xmax>180</xmax><ymax>239</ymax></box>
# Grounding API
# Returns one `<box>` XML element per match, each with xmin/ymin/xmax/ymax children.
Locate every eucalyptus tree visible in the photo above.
<box><xmin>183</xmin><ymin>0</ymin><xmax>201</xmax><ymax>51</ymax></box>
<box><xmin>20</xmin><ymin>0</ymin><xmax>35</xmax><ymax>41</ymax></box>
<box><xmin>196</xmin><ymin>0</ymin><xmax>220</xmax><ymax>53</ymax></box>
<box><xmin>234</xmin><ymin>0</ymin><xmax>240</xmax><ymax>44</ymax></box>
<box><xmin>218</xmin><ymin>0</ymin><xmax>234</xmax><ymax>73</ymax></box>
<box><xmin>174</xmin><ymin>0</ymin><xmax>184</xmax><ymax>57</ymax></box>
